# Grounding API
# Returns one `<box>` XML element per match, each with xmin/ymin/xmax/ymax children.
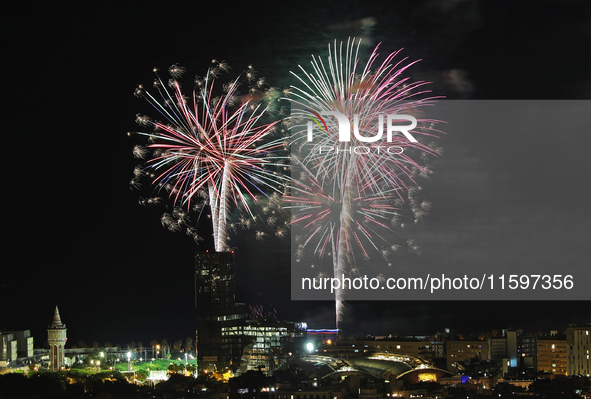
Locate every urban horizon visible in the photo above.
<box><xmin>3</xmin><ymin>1</ymin><xmax>590</xmax><ymax>397</ymax></box>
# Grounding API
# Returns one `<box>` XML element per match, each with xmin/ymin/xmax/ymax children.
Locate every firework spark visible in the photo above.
<box><xmin>131</xmin><ymin>61</ymin><xmax>288</xmax><ymax>251</ymax></box>
<box><xmin>288</xmin><ymin>38</ymin><xmax>443</xmax><ymax>327</ymax></box>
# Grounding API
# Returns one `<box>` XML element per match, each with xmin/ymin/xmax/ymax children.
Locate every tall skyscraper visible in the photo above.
<box><xmin>195</xmin><ymin>251</ymin><xmax>245</xmax><ymax>373</ymax></box>
<box><xmin>47</xmin><ymin>306</ymin><xmax>67</xmax><ymax>371</ymax></box>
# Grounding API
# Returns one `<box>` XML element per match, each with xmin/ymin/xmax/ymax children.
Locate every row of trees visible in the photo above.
<box><xmin>67</xmin><ymin>337</ymin><xmax>194</xmax><ymax>354</ymax></box>
<box><xmin>167</xmin><ymin>362</ymin><xmax>197</xmax><ymax>376</ymax></box>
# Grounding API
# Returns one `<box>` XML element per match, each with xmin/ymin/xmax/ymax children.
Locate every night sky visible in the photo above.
<box><xmin>2</xmin><ymin>0</ymin><xmax>590</xmax><ymax>348</ymax></box>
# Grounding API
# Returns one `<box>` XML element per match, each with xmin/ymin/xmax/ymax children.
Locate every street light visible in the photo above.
<box><xmin>307</xmin><ymin>342</ymin><xmax>314</xmax><ymax>354</ymax></box>
<box><xmin>127</xmin><ymin>351</ymin><xmax>132</xmax><ymax>371</ymax></box>
<box><xmin>156</xmin><ymin>345</ymin><xmax>160</xmax><ymax>359</ymax></box>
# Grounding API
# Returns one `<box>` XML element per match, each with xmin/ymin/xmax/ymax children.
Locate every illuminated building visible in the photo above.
<box><xmin>537</xmin><ymin>335</ymin><xmax>567</xmax><ymax>375</ymax></box>
<box><xmin>47</xmin><ymin>306</ymin><xmax>67</xmax><ymax>371</ymax></box>
<box><xmin>306</xmin><ymin>329</ymin><xmax>339</xmax><ymax>344</ymax></box>
<box><xmin>0</xmin><ymin>330</ymin><xmax>34</xmax><ymax>368</ymax></box>
<box><xmin>517</xmin><ymin>333</ymin><xmax>537</xmax><ymax>369</ymax></box>
<box><xmin>445</xmin><ymin>339</ymin><xmax>488</xmax><ymax>371</ymax></box>
<box><xmin>0</xmin><ymin>333</ymin><xmax>17</xmax><ymax>367</ymax></box>
<box><xmin>195</xmin><ymin>251</ymin><xmax>307</xmax><ymax>375</ymax></box>
<box><xmin>223</xmin><ymin>319</ymin><xmax>307</xmax><ymax>375</ymax></box>
<box><xmin>566</xmin><ymin>323</ymin><xmax>591</xmax><ymax>376</ymax></box>
<box><xmin>489</xmin><ymin>329</ymin><xmax>537</xmax><ymax>374</ymax></box>
<box><xmin>319</xmin><ymin>338</ymin><xmax>434</xmax><ymax>359</ymax></box>
<box><xmin>269</xmin><ymin>355</ymin><xmax>450</xmax><ymax>398</ymax></box>
<box><xmin>13</xmin><ymin>330</ymin><xmax>33</xmax><ymax>358</ymax></box>
<box><xmin>195</xmin><ymin>251</ymin><xmax>246</xmax><ymax>373</ymax></box>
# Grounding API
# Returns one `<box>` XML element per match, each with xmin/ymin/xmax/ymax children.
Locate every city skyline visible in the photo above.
<box><xmin>2</xmin><ymin>0</ymin><xmax>591</xmax><ymax>347</ymax></box>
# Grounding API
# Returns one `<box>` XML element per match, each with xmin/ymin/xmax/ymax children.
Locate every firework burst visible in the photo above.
<box><xmin>131</xmin><ymin>61</ymin><xmax>289</xmax><ymax>252</ymax></box>
<box><xmin>288</xmin><ymin>38</ymin><xmax>443</xmax><ymax>327</ymax></box>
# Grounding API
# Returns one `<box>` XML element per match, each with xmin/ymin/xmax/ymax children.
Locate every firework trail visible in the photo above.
<box><xmin>248</xmin><ymin>304</ymin><xmax>278</xmax><ymax>320</ymax></box>
<box><xmin>131</xmin><ymin>61</ymin><xmax>288</xmax><ymax>252</ymax></box>
<box><xmin>288</xmin><ymin>39</ymin><xmax>443</xmax><ymax>327</ymax></box>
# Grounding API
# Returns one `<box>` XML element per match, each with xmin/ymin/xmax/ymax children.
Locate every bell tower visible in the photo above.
<box><xmin>47</xmin><ymin>306</ymin><xmax>67</xmax><ymax>371</ymax></box>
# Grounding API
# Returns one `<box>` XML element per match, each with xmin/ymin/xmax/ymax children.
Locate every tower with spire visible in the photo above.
<box><xmin>47</xmin><ymin>306</ymin><xmax>67</xmax><ymax>371</ymax></box>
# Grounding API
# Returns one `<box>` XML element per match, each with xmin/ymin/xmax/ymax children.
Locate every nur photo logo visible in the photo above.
<box><xmin>305</xmin><ymin>109</ymin><xmax>419</xmax><ymax>154</ymax></box>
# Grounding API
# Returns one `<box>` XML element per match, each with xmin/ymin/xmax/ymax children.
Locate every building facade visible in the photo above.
<box><xmin>195</xmin><ymin>251</ymin><xmax>246</xmax><ymax>373</ymax></box>
<box><xmin>489</xmin><ymin>329</ymin><xmax>537</xmax><ymax>374</ymax></box>
<box><xmin>47</xmin><ymin>306</ymin><xmax>67</xmax><ymax>371</ymax></box>
<box><xmin>537</xmin><ymin>336</ymin><xmax>567</xmax><ymax>375</ymax></box>
<box><xmin>12</xmin><ymin>330</ymin><xmax>34</xmax><ymax>358</ymax></box>
<box><xmin>566</xmin><ymin>324</ymin><xmax>591</xmax><ymax>376</ymax></box>
<box><xmin>0</xmin><ymin>333</ymin><xmax>18</xmax><ymax>367</ymax></box>
<box><xmin>223</xmin><ymin>318</ymin><xmax>307</xmax><ymax>375</ymax></box>
<box><xmin>195</xmin><ymin>251</ymin><xmax>309</xmax><ymax>375</ymax></box>
<box><xmin>319</xmin><ymin>338</ymin><xmax>434</xmax><ymax>359</ymax></box>
<box><xmin>445</xmin><ymin>339</ymin><xmax>489</xmax><ymax>371</ymax></box>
